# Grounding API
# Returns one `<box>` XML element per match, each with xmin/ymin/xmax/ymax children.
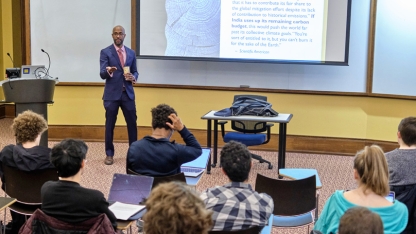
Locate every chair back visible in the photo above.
<box><xmin>391</xmin><ymin>184</ymin><xmax>416</xmax><ymax>233</ymax></box>
<box><xmin>152</xmin><ymin>172</ymin><xmax>186</xmax><ymax>190</ymax></box>
<box><xmin>231</xmin><ymin>95</ymin><xmax>268</xmax><ymax>134</ymax></box>
<box><xmin>2</xmin><ymin>165</ymin><xmax>58</xmax><ymax>204</ymax></box>
<box><xmin>208</xmin><ymin>226</ymin><xmax>261</xmax><ymax>234</ymax></box>
<box><xmin>255</xmin><ymin>174</ymin><xmax>316</xmax><ymax>216</ymax></box>
<box><xmin>233</xmin><ymin>95</ymin><xmax>267</xmax><ymax>102</ymax></box>
<box><xmin>231</xmin><ymin>121</ymin><xmax>267</xmax><ymax>134</ymax></box>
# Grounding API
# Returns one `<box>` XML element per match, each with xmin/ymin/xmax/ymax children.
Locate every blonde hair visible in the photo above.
<box><xmin>354</xmin><ymin>145</ymin><xmax>389</xmax><ymax>196</ymax></box>
<box><xmin>12</xmin><ymin>110</ymin><xmax>48</xmax><ymax>144</ymax></box>
<box><xmin>143</xmin><ymin>181</ymin><xmax>213</xmax><ymax>234</ymax></box>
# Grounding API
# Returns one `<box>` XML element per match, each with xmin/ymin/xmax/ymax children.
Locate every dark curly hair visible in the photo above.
<box><xmin>220</xmin><ymin>141</ymin><xmax>252</xmax><ymax>182</ymax></box>
<box><xmin>151</xmin><ymin>104</ymin><xmax>177</xmax><ymax>130</ymax></box>
<box><xmin>12</xmin><ymin>110</ymin><xmax>48</xmax><ymax>144</ymax></box>
<box><xmin>143</xmin><ymin>181</ymin><xmax>213</xmax><ymax>234</ymax></box>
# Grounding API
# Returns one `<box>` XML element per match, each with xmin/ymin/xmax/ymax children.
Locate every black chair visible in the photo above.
<box><xmin>126</xmin><ymin>168</ymin><xmax>186</xmax><ymax>190</ymax></box>
<box><xmin>391</xmin><ymin>184</ymin><xmax>416</xmax><ymax>234</ymax></box>
<box><xmin>218</xmin><ymin>94</ymin><xmax>273</xmax><ymax>169</ymax></box>
<box><xmin>255</xmin><ymin>174</ymin><xmax>316</xmax><ymax>233</ymax></box>
<box><xmin>2</xmin><ymin>165</ymin><xmax>58</xmax><ymax>234</ymax></box>
<box><xmin>208</xmin><ymin>226</ymin><xmax>261</xmax><ymax>234</ymax></box>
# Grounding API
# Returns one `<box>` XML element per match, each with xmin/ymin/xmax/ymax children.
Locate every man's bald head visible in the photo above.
<box><xmin>112</xmin><ymin>25</ymin><xmax>125</xmax><ymax>34</ymax></box>
<box><xmin>112</xmin><ymin>25</ymin><xmax>126</xmax><ymax>47</ymax></box>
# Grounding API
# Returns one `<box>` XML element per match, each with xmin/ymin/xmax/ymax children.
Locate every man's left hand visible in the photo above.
<box><xmin>124</xmin><ymin>73</ymin><xmax>136</xmax><ymax>83</ymax></box>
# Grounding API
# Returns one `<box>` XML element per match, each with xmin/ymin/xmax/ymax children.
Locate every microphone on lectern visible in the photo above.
<box><xmin>41</xmin><ymin>49</ymin><xmax>51</xmax><ymax>77</ymax></box>
<box><xmin>6</xmin><ymin>52</ymin><xmax>20</xmax><ymax>78</ymax></box>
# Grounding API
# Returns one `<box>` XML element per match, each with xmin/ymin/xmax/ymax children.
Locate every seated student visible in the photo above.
<box><xmin>143</xmin><ymin>181</ymin><xmax>213</xmax><ymax>234</ymax></box>
<box><xmin>41</xmin><ymin>139</ymin><xmax>117</xmax><ymax>231</ymax></box>
<box><xmin>200</xmin><ymin>141</ymin><xmax>273</xmax><ymax>231</ymax></box>
<box><xmin>386</xmin><ymin>117</ymin><xmax>416</xmax><ymax>186</ymax></box>
<box><xmin>127</xmin><ymin>104</ymin><xmax>202</xmax><ymax>176</ymax></box>
<box><xmin>0</xmin><ymin>110</ymin><xmax>54</xmax><ymax>234</ymax></box>
<box><xmin>313</xmin><ymin>145</ymin><xmax>408</xmax><ymax>234</ymax></box>
<box><xmin>385</xmin><ymin>117</ymin><xmax>416</xmax><ymax>233</ymax></box>
<box><xmin>338</xmin><ymin>207</ymin><xmax>384</xmax><ymax>234</ymax></box>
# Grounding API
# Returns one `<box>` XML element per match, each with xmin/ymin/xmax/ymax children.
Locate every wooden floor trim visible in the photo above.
<box><xmin>0</xmin><ymin>108</ymin><xmax>398</xmax><ymax>155</ymax></box>
<box><xmin>47</xmin><ymin>125</ymin><xmax>398</xmax><ymax>156</ymax></box>
<box><xmin>0</xmin><ymin>104</ymin><xmax>15</xmax><ymax>119</ymax></box>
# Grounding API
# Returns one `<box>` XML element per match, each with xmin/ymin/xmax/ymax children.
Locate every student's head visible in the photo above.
<box><xmin>12</xmin><ymin>110</ymin><xmax>48</xmax><ymax>144</ymax></box>
<box><xmin>220</xmin><ymin>141</ymin><xmax>252</xmax><ymax>182</ymax></box>
<box><xmin>338</xmin><ymin>206</ymin><xmax>383</xmax><ymax>234</ymax></box>
<box><xmin>50</xmin><ymin>139</ymin><xmax>88</xmax><ymax>178</ymax></box>
<box><xmin>354</xmin><ymin>145</ymin><xmax>389</xmax><ymax>196</ymax></box>
<box><xmin>398</xmin><ymin>117</ymin><xmax>416</xmax><ymax>146</ymax></box>
<box><xmin>143</xmin><ymin>181</ymin><xmax>213</xmax><ymax>234</ymax></box>
<box><xmin>151</xmin><ymin>104</ymin><xmax>177</xmax><ymax>130</ymax></box>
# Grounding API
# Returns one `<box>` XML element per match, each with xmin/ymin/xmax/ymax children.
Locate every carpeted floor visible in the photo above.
<box><xmin>0</xmin><ymin>118</ymin><xmax>356</xmax><ymax>233</ymax></box>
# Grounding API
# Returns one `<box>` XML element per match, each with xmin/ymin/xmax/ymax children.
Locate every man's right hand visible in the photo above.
<box><xmin>166</xmin><ymin>114</ymin><xmax>184</xmax><ymax>131</ymax></box>
<box><xmin>106</xmin><ymin>66</ymin><xmax>117</xmax><ymax>74</ymax></box>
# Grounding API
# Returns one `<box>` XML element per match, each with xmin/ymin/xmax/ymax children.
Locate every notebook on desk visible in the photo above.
<box><xmin>108</xmin><ymin>173</ymin><xmax>153</xmax><ymax>220</ymax></box>
<box><xmin>181</xmin><ymin>148</ymin><xmax>211</xmax><ymax>177</ymax></box>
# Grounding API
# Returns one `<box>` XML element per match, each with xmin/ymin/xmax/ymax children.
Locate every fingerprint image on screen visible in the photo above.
<box><xmin>165</xmin><ymin>0</ymin><xmax>221</xmax><ymax>57</ymax></box>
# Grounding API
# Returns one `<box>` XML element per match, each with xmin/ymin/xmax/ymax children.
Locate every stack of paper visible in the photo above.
<box><xmin>109</xmin><ymin>201</ymin><xmax>145</xmax><ymax>220</ymax></box>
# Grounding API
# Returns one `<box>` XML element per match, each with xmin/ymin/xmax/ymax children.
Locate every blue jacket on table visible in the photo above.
<box><xmin>126</xmin><ymin>126</ymin><xmax>202</xmax><ymax>177</ymax></box>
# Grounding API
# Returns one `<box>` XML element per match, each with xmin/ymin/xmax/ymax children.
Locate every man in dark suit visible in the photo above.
<box><xmin>100</xmin><ymin>25</ymin><xmax>138</xmax><ymax>165</ymax></box>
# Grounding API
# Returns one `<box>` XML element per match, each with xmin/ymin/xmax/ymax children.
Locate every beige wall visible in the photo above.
<box><xmin>0</xmin><ymin>0</ymin><xmax>15</xmax><ymax>99</ymax></box>
<box><xmin>2</xmin><ymin>1</ymin><xmax>415</xmax><ymax>143</ymax></box>
<box><xmin>49</xmin><ymin>86</ymin><xmax>416</xmax><ymax>142</ymax></box>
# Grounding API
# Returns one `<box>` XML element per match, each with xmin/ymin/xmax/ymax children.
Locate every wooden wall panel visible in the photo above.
<box><xmin>47</xmin><ymin>125</ymin><xmax>398</xmax><ymax>156</ymax></box>
<box><xmin>0</xmin><ymin>104</ymin><xmax>15</xmax><ymax>119</ymax></box>
<box><xmin>0</xmin><ymin>107</ymin><xmax>398</xmax><ymax>155</ymax></box>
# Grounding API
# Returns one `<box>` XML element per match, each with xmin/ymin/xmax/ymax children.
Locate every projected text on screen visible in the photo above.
<box><xmin>220</xmin><ymin>0</ymin><xmax>326</xmax><ymax>60</ymax></box>
<box><xmin>139</xmin><ymin>0</ymin><xmax>350</xmax><ymax>65</ymax></box>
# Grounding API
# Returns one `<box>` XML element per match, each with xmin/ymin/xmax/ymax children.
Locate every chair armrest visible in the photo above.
<box><xmin>263</xmin><ymin>123</ymin><xmax>274</xmax><ymax>144</ymax></box>
<box><xmin>217</xmin><ymin>121</ymin><xmax>228</xmax><ymax>139</ymax></box>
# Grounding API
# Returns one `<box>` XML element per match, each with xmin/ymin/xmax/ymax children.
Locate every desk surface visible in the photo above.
<box><xmin>186</xmin><ymin>173</ymin><xmax>204</xmax><ymax>186</ymax></box>
<box><xmin>261</xmin><ymin>214</ymin><xmax>273</xmax><ymax>234</ymax></box>
<box><xmin>116</xmin><ymin>220</ymin><xmax>134</xmax><ymax>230</ymax></box>
<box><xmin>279</xmin><ymin>168</ymin><xmax>322</xmax><ymax>188</ymax></box>
<box><xmin>201</xmin><ymin>110</ymin><xmax>293</xmax><ymax>123</ymax></box>
<box><xmin>0</xmin><ymin>197</ymin><xmax>16</xmax><ymax>211</ymax></box>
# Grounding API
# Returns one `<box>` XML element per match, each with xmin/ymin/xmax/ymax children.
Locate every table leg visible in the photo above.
<box><xmin>213</xmin><ymin>120</ymin><xmax>218</xmax><ymax>168</ymax></box>
<box><xmin>315</xmin><ymin>190</ymin><xmax>320</xmax><ymax>222</ymax></box>
<box><xmin>278</xmin><ymin>123</ymin><xmax>287</xmax><ymax>171</ymax></box>
<box><xmin>207</xmin><ymin>120</ymin><xmax>212</xmax><ymax>174</ymax></box>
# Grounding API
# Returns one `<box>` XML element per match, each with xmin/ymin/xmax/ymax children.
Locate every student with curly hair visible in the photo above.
<box><xmin>0</xmin><ymin>110</ymin><xmax>54</xmax><ymax>233</ymax></box>
<box><xmin>313</xmin><ymin>145</ymin><xmax>408</xmax><ymax>234</ymax></box>
<box><xmin>127</xmin><ymin>104</ymin><xmax>202</xmax><ymax>176</ymax></box>
<box><xmin>143</xmin><ymin>181</ymin><xmax>213</xmax><ymax>234</ymax></box>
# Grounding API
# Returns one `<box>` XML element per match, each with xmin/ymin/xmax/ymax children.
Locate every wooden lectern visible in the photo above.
<box><xmin>1</xmin><ymin>78</ymin><xmax>58</xmax><ymax>147</ymax></box>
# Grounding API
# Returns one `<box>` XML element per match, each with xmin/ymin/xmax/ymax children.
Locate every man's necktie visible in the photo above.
<box><xmin>117</xmin><ymin>49</ymin><xmax>124</xmax><ymax>67</ymax></box>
